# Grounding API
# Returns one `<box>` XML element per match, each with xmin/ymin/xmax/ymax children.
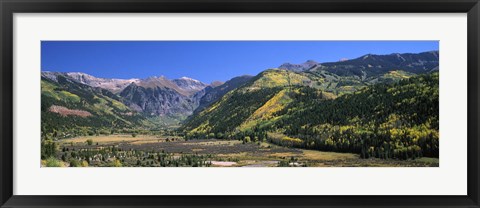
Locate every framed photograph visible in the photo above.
<box><xmin>1</xmin><ymin>0</ymin><xmax>479</xmax><ymax>207</ymax></box>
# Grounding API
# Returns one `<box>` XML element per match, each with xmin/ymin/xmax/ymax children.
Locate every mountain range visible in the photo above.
<box><xmin>41</xmin><ymin>50</ymin><xmax>439</xmax><ymax>138</ymax></box>
<box><xmin>279</xmin><ymin>51</ymin><xmax>439</xmax><ymax>76</ymax></box>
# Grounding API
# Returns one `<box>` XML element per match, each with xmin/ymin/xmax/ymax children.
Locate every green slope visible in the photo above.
<box><xmin>41</xmin><ymin>75</ymin><xmax>149</xmax><ymax>139</ymax></box>
<box><xmin>181</xmin><ymin>70</ymin><xmax>439</xmax><ymax>160</ymax></box>
<box><xmin>267</xmin><ymin>72</ymin><xmax>439</xmax><ymax>159</ymax></box>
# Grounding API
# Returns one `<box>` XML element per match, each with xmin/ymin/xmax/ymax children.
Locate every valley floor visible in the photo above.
<box><xmin>47</xmin><ymin>135</ymin><xmax>439</xmax><ymax>167</ymax></box>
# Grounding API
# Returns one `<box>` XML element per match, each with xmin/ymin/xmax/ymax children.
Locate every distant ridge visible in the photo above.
<box><xmin>278</xmin><ymin>51</ymin><xmax>439</xmax><ymax>77</ymax></box>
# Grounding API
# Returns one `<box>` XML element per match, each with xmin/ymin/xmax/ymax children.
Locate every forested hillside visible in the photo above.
<box><xmin>182</xmin><ymin>72</ymin><xmax>439</xmax><ymax>160</ymax></box>
<box><xmin>269</xmin><ymin>72</ymin><xmax>438</xmax><ymax>159</ymax></box>
<box><xmin>41</xmin><ymin>75</ymin><xmax>148</xmax><ymax>140</ymax></box>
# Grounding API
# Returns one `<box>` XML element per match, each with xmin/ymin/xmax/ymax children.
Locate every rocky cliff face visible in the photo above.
<box><xmin>119</xmin><ymin>82</ymin><xmax>197</xmax><ymax>117</ymax></box>
<box><xmin>64</xmin><ymin>72</ymin><xmax>140</xmax><ymax>93</ymax></box>
<box><xmin>172</xmin><ymin>77</ymin><xmax>208</xmax><ymax>96</ymax></box>
<box><xmin>42</xmin><ymin>71</ymin><xmax>210</xmax><ymax>117</ymax></box>
<box><xmin>118</xmin><ymin>76</ymin><xmax>208</xmax><ymax>117</ymax></box>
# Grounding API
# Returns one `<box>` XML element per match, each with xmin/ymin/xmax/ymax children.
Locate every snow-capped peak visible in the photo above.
<box><xmin>179</xmin><ymin>76</ymin><xmax>200</xmax><ymax>82</ymax></box>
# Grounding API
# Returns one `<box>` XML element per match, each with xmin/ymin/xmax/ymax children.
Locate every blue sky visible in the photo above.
<box><xmin>41</xmin><ymin>41</ymin><xmax>438</xmax><ymax>83</ymax></box>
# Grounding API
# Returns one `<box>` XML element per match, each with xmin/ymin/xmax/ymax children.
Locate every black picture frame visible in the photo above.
<box><xmin>1</xmin><ymin>0</ymin><xmax>479</xmax><ymax>207</ymax></box>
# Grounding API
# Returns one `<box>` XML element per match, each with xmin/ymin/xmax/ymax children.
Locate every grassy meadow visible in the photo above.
<box><xmin>43</xmin><ymin>134</ymin><xmax>439</xmax><ymax>167</ymax></box>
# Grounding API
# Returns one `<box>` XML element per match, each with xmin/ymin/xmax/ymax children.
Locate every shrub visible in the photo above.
<box><xmin>69</xmin><ymin>159</ymin><xmax>81</xmax><ymax>167</ymax></box>
<box><xmin>45</xmin><ymin>157</ymin><xmax>63</xmax><ymax>167</ymax></box>
<box><xmin>112</xmin><ymin>159</ymin><xmax>122</xmax><ymax>167</ymax></box>
<box><xmin>243</xmin><ymin>136</ymin><xmax>251</xmax><ymax>144</ymax></box>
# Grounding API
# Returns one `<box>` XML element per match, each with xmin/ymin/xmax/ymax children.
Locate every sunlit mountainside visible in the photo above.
<box><xmin>41</xmin><ymin>51</ymin><xmax>439</xmax><ymax>163</ymax></box>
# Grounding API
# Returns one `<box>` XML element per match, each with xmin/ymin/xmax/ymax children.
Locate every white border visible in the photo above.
<box><xmin>13</xmin><ymin>13</ymin><xmax>467</xmax><ymax>195</ymax></box>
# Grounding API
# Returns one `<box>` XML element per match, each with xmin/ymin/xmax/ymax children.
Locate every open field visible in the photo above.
<box><xmin>48</xmin><ymin>135</ymin><xmax>439</xmax><ymax>167</ymax></box>
<box><xmin>57</xmin><ymin>135</ymin><xmax>180</xmax><ymax>144</ymax></box>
